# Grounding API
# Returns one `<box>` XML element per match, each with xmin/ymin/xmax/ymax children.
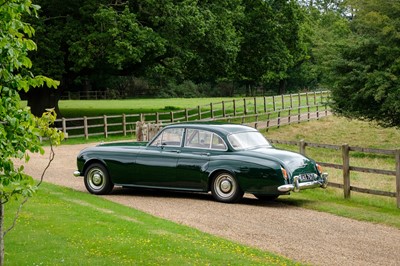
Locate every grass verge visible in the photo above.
<box><xmin>5</xmin><ymin>183</ymin><xmax>301</xmax><ymax>265</ymax></box>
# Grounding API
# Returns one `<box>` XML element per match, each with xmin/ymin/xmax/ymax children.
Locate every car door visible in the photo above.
<box><xmin>134</xmin><ymin>127</ymin><xmax>184</xmax><ymax>187</ymax></box>
<box><xmin>176</xmin><ymin>129</ymin><xmax>227</xmax><ymax>190</ymax></box>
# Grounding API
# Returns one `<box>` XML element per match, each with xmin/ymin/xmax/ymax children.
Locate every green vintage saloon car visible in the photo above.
<box><xmin>74</xmin><ymin>123</ymin><xmax>328</xmax><ymax>203</ymax></box>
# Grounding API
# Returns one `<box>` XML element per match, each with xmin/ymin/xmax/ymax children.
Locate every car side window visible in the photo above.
<box><xmin>185</xmin><ymin>129</ymin><xmax>211</xmax><ymax>148</ymax></box>
<box><xmin>150</xmin><ymin>128</ymin><xmax>184</xmax><ymax>147</ymax></box>
<box><xmin>185</xmin><ymin>129</ymin><xmax>227</xmax><ymax>150</ymax></box>
<box><xmin>211</xmin><ymin>134</ymin><xmax>227</xmax><ymax>150</ymax></box>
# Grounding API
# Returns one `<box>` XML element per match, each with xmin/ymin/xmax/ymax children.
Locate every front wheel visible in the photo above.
<box><xmin>211</xmin><ymin>172</ymin><xmax>243</xmax><ymax>203</ymax></box>
<box><xmin>84</xmin><ymin>163</ymin><xmax>114</xmax><ymax>195</ymax></box>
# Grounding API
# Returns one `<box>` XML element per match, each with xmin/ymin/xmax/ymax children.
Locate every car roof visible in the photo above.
<box><xmin>165</xmin><ymin>122</ymin><xmax>258</xmax><ymax>135</ymax></box>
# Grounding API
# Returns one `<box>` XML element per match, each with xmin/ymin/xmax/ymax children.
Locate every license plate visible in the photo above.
<box><xmin>299</xmin><ymin>173</ymin><xmax>317</xmax><ymax>181</ymax></box>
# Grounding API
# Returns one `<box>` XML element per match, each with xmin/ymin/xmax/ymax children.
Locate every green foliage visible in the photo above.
<box><xmin>29</xmin><ymin>0</ymin><xmax>314</xmax><ymax>97</ymax></box>
<box><xmin>330</xmin><ymin>0</ymin><xmax>400</xmax><ymax>127</ymax></box>
<box><xmin>0</xmin><ymin>0</ymin><xmax>64</xmax><ymax>204</ymax></box>
<box><xmin>236</xmin><ymin>0</ymin><xmax>307</xmax><ymax>91</ymax></box>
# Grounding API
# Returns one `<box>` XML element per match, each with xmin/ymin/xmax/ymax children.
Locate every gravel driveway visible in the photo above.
<box><xmin>22</xmin><ymin>143</ymin><xmax>400</xmax><ymax>266</ymax></box>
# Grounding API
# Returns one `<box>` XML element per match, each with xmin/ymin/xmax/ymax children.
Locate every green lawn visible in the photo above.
<box><xmin>5</xmin><ymin>183</ymin><xmax>301</xmax><ymax>265</ymax></box>
<box><xmin>57</xmin><ymin>97</ymin><xmax>249</xmax><ymax>117</ymax></box>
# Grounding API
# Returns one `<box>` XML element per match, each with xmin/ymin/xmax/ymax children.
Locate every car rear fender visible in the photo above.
<box><xmin>206</xmin><ymin>159</ymin><xmax>285</xmax><ymax>192</ymax></box>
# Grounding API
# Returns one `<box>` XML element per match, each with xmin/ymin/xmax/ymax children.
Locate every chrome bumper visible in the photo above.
<box><xmin>278</xmin><ymin>173</ymin><xmax>328</xmax><ymax>193</ymax></box>
<box><xmin>73</xmin><ymin>170</ymin><xmax>81</xmax><ymax>177</ymax></box>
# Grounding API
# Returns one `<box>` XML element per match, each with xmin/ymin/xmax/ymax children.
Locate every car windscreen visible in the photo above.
<box><xmin>227</xmin><ymin>131</ymin><xmax>272</xmax><ymax>150</ymax></box>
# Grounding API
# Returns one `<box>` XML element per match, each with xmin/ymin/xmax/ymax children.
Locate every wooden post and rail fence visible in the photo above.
<box><xmin>269</xmin><ymin>139</ymin><xmax>400</xmax><ymax>208</ymax></box>
<box><xmin>56</xmin><ymin>91</ymin><xmax>330</xmax><ymax>139</ymax></box>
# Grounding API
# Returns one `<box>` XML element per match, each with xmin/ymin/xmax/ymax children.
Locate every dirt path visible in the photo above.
<box><xmin>22</xmin><ymin>143</ymin><xmax>400</xmax><ymax>266</ymax></box>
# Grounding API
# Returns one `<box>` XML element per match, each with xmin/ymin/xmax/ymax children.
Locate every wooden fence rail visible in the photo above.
<box><xmin>55</xmin><ymin>91</ymin><xmax>330</xmax><ymax>139</ymax></box>
<box><xmin>269</xmin><ymin>139</ymin><xmax>400</xmax><ymax>208</ymax></box>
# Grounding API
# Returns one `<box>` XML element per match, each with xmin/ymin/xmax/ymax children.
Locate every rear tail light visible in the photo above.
<box><xmin>281</xmin><ymin>167</ymin><xmax>288</xmax><ymax>181</ymax></box>
<box><xmin>316</xmin><ymin>164</ymin><xmax>323</xmax><ymax>174</ymax></box>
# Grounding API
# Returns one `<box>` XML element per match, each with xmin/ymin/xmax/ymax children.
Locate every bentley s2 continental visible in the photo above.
<box><xmin>73</xmin><ymin>123</ymin><xmax>328</xmax><ymax>203</ymax></box>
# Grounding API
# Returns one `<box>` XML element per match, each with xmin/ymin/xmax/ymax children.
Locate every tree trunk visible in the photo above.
<box><xmin>25</xmin><ymin>88</ymin><xmax>62</xmax><ymax>118</ymax></box>
<box><xmin>0</xmin><ymin>203</ymin><xmax>4</xmax><ymax>266</ymax></box>
<box><xmin>278</xmin><ymin>79</ymin><xmax>287</xmax><ymax>95</ymax></box>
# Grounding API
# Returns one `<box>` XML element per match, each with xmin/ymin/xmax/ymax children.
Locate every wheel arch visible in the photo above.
<box><xmin>83</xmin><ymin>158</ymin><xmax>109</xmax><ymax>177</ymax></box>
<box><xmin>207</xmin><ymin>168</ymin><xmax>237</xmax><ymax>192</ymax></box>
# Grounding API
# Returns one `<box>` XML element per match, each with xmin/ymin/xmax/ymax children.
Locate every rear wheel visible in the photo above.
<box><xmin>84</xmin><ymin>163</ymin><xmax>114</xmax><ymax>195</ymax></box>
<box><xmin>211</xmin><ymin>172</ymin><xmax>243</xmax><ymax>203</ymax></box>
<box><xmin>253</xmin><ymin>194</ymin><xmax>279</xmax><ymax>201</ymax></box>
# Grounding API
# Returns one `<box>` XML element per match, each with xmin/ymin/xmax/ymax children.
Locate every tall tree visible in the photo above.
<box><xmin>235</xmin><ymin>0</ymin><xmax>306</xmax><ymax>95</ymax></box>
<box><xmin>330</xmin><ymin>0</ymin><xmax>400</xmax><ymax>127</ymax></box>
<box><xmin>0</xmin><ymin>0</ymin><xmax>63</xmax><ymax>263</ymax></box>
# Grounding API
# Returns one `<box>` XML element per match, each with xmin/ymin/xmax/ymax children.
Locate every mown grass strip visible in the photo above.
<box><xmin>5</xmin><ymin>183</ymin><xmax>302</xmax><ymax>265</ymax></box>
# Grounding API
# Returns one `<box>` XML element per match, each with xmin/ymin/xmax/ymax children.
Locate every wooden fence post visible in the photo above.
<box><xmin>198</xmin><ymin>106</ymin><xmax>201</xmax><ymax>120</ymax></box>
<box><xmin>277</xmin><ymin>111</ymin><xmax>281</xmax><ymax>128</ymax></box>
<box><xmin>263</xmin><ymin>96</ymin><xmax>267</xmax><ymax>113</ymax></box>
<box><xmin>281</xmin><ymin>94</ymin><xmax>284</xmax><ymax>110</ymax></box>
<box><xmin>210</xmin><ymin>103</ymin><xmax>214</xmax><ymax>119</ymax></box>
<box><xmin>254</xmin><ymin>97</ymin><xmax>257</xmax><ymax>114</ymax></box>
<box><xmin>185</xmin><ymin>109</ymin><xmax>189</xmax><ymax>121</ymax></box>
<box><xmin>222</xmin><ymin>101</ymin><xmax>226</xmax><ymax>117</ymax></box>
<box><xmin>342</xmin><ymin>144</ymin><xmax>351</xmax><ymax>199</ymax></box>
<box><xmin>396</xmin><ymin>149</ymin><xmax>400</xmax><ymax>208</ymax></box>
<box><xmin>243</xmin><ymin>99</ymin><xmax>247</xmax><ymax>115</ymax></box>
<box><xmin>155</xmin><ymin>112</ymin><xmax>159</xmax><ymax>124</ymax></box>
<box><xmin>233</xmin><ymin>100</ymin><xmax>237</xmax><ymax>117</ymax></box>
<box><xmin>103</xmin><ymin>115</ymin><xmax>108</xmax><ymax>138</ymax></box>
<box><xmin>272</xmin><ymin>96</ymin><xmax>276</xmax><ymax>111</ymax></box>
<box><xmin>170</xmin><ymin>111</ymin><xmax>174</xmax><ymax>122</ymax></box>
<box><xmin>266</xmin><ymin>113</ymin><xmax>270</xmax><ymax>132</ymax></box>
<box><xmin>298</xmin><ymin>107</ymin><xmax>301</xmax><ymax>123</ymax></box>
<box><xmin>122</xmin><ymin>114</ymin><xmax>127</xmax><ymax>136</ymax></box>
<box><xmin>83</xmin><ymin>116</ymin><xmax>88</xmax><ymax>140</ymax></box>
<box><xmin>299</xmin><ymin>140</ymin><xmax>306</xmax><ymax>155</ymax></box>
<box><xmin>313</xmin><ymin>91</ymin><xmax>317</xmax><ymax>105</ymax></box>
<box><xmin>62</xmin><ymin>117</ymin><xmax>67</xmax><ymax>136</ymax></box>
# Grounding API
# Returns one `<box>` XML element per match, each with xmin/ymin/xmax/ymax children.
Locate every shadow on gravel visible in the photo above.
<box><xmin>109</xmin><ymin>187</ymin><xmax>303</xmax><ymax>208</ymax></box>
<box><xmin>111</xmin><ymin>187</ymin><xmax>214</xmax><ymax>201</ymax></box>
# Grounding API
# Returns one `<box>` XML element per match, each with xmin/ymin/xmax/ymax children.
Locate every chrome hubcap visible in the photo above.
<box><xmin>220</xmin><ymin>180</ymin><xmax>232</xmax><ymax>193</ymax></box>
<box><xmin>92</xmin><ymin>173</ymin><xmax>102</xmax><ymax>185</ymax></box>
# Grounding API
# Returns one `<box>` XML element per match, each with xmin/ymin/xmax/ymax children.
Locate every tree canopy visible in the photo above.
<box><xmin>25</xmin><ymin>0</ymin><xmax>309</xmax><ymax>114</ymax></box>
<box><xmin>329</xmin><ymin>0</ymin><xmax>400</xmax><ymax>127</ymax></box>
<box><xmin>15</xmin><ymin>0</ymin><xmax>400</xmax><ymax>127</ymax></box>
